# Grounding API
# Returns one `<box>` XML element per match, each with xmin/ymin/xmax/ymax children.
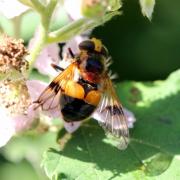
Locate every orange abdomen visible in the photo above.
<box><xmin>60</xmin><ymin>80</ymin><xmax>101</xmax><ymax>122</ymax></box>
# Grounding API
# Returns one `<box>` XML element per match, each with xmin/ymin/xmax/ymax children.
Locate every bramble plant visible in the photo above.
<box><xmin>0</xmin><ymin>0</ymin><xmax>140</xmax><ymax>151</ymax></box>
<box><xmin>2</xmin><ymin>1</ymin><xmax>180</xmax><ymax>180</ymax></box>
<box><xmin>0</xmin><ymin>0</ymin><xmax>130</xmax><ymax>148</ymax></box>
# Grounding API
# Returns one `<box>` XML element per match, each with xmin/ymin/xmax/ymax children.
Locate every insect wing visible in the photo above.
<box><xmin>34</xmin><ymin>63</ymin><xmax>76</xmax><ymax>113</ymax></box>
<box><xmin>93</xmin><ymin>75</ymin><xmax>129</xmax><ymax>149</ymax></box>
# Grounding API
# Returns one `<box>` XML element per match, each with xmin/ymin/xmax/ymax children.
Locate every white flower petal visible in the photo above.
<box><xmin>64</xmin><ymin>0</ymin><xmax>83</xmax><ymax>20</ymax></box>
<box><xmin>0</xmin><ymin>108</ymin><xmax>15</xmax><ymax>147</ymax></box>
<box><xmin>34</xmin><ymin>44</ymin><xmax>60</xmax><ymax>76</ymax></box>
<box><xmin>64</xmin><ymin>121</ymin><xmax>82</xmax><ymax>133</ymax></box>
<box><xmin>44</xmin><ymin>107</ymin><xmax>61</xmax><ymax>119</ymax></box>
<box><xmin>12</xmin><ymin>103</ymin><xmax>40</xmax><ymax>133</ymax></box>
<box><xmin>26</xmin><ymin>80</ymin><xmax>47</xmax><ymax>101</ymax></box>
<box><xmin>13</xmin><ymin>115</ymin><xmax>33</xmax><ymax>133</ymax></box>
<box><xmin>28</xmin><ymin>30</ymin><xmax>60</xmax><ymax>76</ymax></box>
<box><xmin>0</xmin><ymin>0</ymin><xmax>29</xmax><ymax>19</ymax></box>
<box><xmin>123</xmin><ymin>108</ymin><xmax>136</xmax><ymax>128</ymax></box>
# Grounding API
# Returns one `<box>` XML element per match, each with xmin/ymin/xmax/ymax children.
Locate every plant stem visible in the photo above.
<box><xmin>47</xmin><ymin>11</ymin><xmax>120</xmax><ymax>43</ymax></box>
<box><xmin>26</xmin><ymin>0</ymin><xmax>117</xmax><ymax>74</ymax></box>
<box><xmin>27</xmin><ymin>0</ymin><xmax>57</xmax><ymax>74</ymax></box>
<box><xmin>30</xmin><ymin>0</ymin><xmax>45</xmax><ymax>13</ymax></box>
<box><xmin>47</xmin><ymin>18</ymin><xmax>87</xmax><ymax>43</ymax></box>
<box><xmin>12</xmin><ymin>16</ymin><xmax>22</xmax><ymax>39</ymax></box>
<box><xmin>18</xmin><ymin>0</ymin><xmax>34</xmax><ymax>8</ymax></box>
<box><xmin>28</xmin><ymin>24</ymin><xmax>47</xmax><ymax>73</ymax></box>
<box><xmin>0</xmin><ymin>25</ymin><xmax>3</xmax><ymax>35</ymax></box>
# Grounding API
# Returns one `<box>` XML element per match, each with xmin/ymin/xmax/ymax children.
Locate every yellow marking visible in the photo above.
<box><xmin>64</xmin><ymin>80</ymin><xmax>85</xmax><ymax>99</ymax></box>
<box><xmin>91</xmin><ymin>38</ymin><xmax>102</xmax><ymax>52</ymax></box>
<box><xmin>85</xmin><ymin>90</ymin><xmax>101</xmax><ymax>106</ymax></box>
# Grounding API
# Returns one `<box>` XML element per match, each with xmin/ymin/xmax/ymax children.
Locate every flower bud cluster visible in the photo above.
<box><xmin>0</xmin><ymin>35</ymin><xmax>28</xmax><ymax>80</ymax></box>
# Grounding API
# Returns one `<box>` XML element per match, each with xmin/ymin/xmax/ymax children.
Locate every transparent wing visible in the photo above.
<box><xmin>34</xmin><ymin>63</ymin><xmax>76</xmax><ymax>112</ymax></box>
<box><xmin>93</xmin><ymin>74</ymin><xmax>129</xmax><ymax>149</ymax></box>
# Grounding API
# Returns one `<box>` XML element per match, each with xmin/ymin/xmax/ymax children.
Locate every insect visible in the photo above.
<box><xmin>34</xmin><ymin>38</ymin><xmax>129</xmax><ymax>149</ymax></box>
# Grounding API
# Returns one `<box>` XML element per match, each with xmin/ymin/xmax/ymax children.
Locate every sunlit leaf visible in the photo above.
<box><xmin>42</xmin><ymin>69</ymin><xmax>180</xmax><ymax>179</ymax></box>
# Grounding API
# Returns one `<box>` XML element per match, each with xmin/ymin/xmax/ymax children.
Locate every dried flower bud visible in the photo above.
<box><xmin>0</xmin><ymin>35</ymin><xmax>28</xmax><ymax>80</ymax></box>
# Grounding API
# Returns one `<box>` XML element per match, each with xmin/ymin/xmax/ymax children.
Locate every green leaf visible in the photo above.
<box><xmin>47</xmin><ymin>11</ymin><xmax>120</xmax><ymax>43</ymax></box>
<box><xmin>0</xmin><ymin>9</ymin><xmax>69</xmax><ymax>43</ymax></box>
<box><xmin>42</xmin><ymin>69</ymin><xmax>180</xmax><ymax>179</ymax></box>
<box><xmin>144</xmin><ymin>152</ymin><xmax>173</xmax><ymax>176</ymax></box>
<box><xmin>109</xmin><ymin>0</ymin><xmax>122</xmax><ymax>11</ymax></box>
<box><xmin>0</xmin><ymin>159</ymin><xmax>42</xmax><ymax>180</ymax></box>
<box><xmin>2</xmin><ymin>132</ymin><xmax>58</xmax><ymax>163</ymax></box>
<box><xmin>139</xmin><ymin>0</ymin><xmax>155</xmax><ymax>20</ymax></box>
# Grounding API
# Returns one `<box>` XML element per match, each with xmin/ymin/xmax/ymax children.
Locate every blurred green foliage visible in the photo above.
<box><xmin>93</xmin><ymin>0</ymin><xmax>180</xmax><ymax>80</ymax></box>
<box><xmin>0</xmin><ymin>132</ymin><xmax>58</xmax><ymax>180</ymax></box>
<box><xmin>0</xmin><ymin>8</ymin><xmax>69</xmax><ymax>42</ymax></box>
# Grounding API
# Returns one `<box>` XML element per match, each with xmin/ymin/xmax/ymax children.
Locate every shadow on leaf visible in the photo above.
<box><xmin>42</xmin><ymin>70</ymin><xmax>180</xmax><ymax>179</ymax></box>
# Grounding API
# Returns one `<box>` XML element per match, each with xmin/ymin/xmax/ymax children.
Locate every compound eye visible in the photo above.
<box><xmin>86</xmin><ymin>57</ymin><xmax>103</xmax><ymax>74</ymax></box>
<box><xmin>79</xmin><ymin>40</ymin><xmax>95</xmax><ymax>51</ymax></box>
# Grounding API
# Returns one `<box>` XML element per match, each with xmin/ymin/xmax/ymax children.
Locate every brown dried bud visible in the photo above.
<box><xmin>0</xmin><ymin>35</ymin><xmax>28</xmax><ymax>80</ymax></box>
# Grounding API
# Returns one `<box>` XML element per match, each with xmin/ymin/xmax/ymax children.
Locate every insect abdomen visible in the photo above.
<box><xmin>60</xmin><ymin>94</ymin><xmax>96</xmax><ymax>122</ymax></box>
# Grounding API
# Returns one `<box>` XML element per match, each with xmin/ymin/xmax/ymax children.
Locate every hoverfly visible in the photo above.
<box><xmin>34</xmin><ymin>38</ymin><xmax>129</xmax><ymax>149</ymax></box>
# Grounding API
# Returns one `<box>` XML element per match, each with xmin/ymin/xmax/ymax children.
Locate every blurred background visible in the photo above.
<box><xmin>93</xmin><ymin>0</ymin><xmax>180</xmax><ymax>80</ymax></box>
<box><xmin>0</xmin><ymin>0</ymin><xmax>180</xmax><ymax>179</ymax></box>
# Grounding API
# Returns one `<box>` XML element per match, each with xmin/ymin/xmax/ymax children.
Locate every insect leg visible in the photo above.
<box><xmin>51</xmin><ymin>64</ymin><xmax>64</xmax><ymax>72</ymax></box>
<box><xmin>68</xmin><ymin>47</ymin><xmax>75</xmax><ymax>58</ymax></box>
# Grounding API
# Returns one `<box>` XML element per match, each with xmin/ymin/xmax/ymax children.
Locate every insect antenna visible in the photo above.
<box><xmin>68</xmin><ymin>47</ymin><xmax>75</xmax><ymax>58</ymax></box>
